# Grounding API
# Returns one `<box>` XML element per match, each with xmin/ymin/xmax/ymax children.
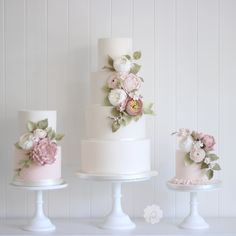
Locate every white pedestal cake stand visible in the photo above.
<box><xmin>167</xmin><ymin>180</ymin><xmax>221</xmax><ymax>230</ymax></box>
<box><xmin>77</xmin><ymin>171</ymin><xmax>157</xmax><ymax>230</ymax></box>
<box><xmin>10</xmin><ymin>181</ymin><xmax>67</xmax><ymax>232</ymax></box>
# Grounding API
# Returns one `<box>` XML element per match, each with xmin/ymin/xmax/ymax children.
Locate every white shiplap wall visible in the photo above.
<box><xmin>0</xmin><ymin>0</ymin><xmax>236</xmax><ymax>218</ymax></box>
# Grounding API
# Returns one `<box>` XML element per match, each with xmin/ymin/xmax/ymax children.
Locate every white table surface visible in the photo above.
<box><xmin>0</xmin><ymin>218</ymin><xmax>235</xmax><ymax>235</ymax></box>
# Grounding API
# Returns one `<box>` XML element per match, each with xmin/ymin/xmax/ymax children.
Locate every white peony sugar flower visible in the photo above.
<box><xmin>113</xmin><ymin>56</ymin><xmax>132</xmax><ymax>73</ymax></box>
<box><xmin>108</xmin><ymin>89</ymin><xmax>127</xmax><ymax>107</ymax></box>
<box><xmin>18</xmin><ymin>133</ymin><xmax>36</xmax><ymax>150</ymax></box>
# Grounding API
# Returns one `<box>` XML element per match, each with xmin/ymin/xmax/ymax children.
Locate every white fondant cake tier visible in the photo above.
<box><xmin>175</xmin><ymin>150</ymin><xmax>206</xmax><ymax>183</ymax></box>
<box><xmin>18</xmin><ymin>110</ymin><xmax>57</xmax><ymax>134</ymax></box>
<box><xmin>13</xmin><ymin>146</ymin><xmax>62</xmax><ymax>186</ymax></box>
<box><xmin>85</xmin><ymin>105</ymin><xmax>146</xmax><ymax>140</ymax></box>
<box><xmin>98</xmin><ymin>38</ymin><xmax>132</xmax><ymax>69</ymax></box>
<box><xmin>81</xmin><ymin>139</ymin><xmax>150</xmax><ymax>175</ymax></box>
<box><xmin>90</xmin><ymin>70</ymin><xmax>115</xmax><ymax>105</ymax></box>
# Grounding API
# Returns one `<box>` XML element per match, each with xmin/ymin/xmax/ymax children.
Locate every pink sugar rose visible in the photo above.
<box><xmin>30</xmin><ymin>138</ymin><xmax>57</xmax><ymax>166</ymax></box>
<box><xmin>107</xmin><ymin>74</ymin><xmax>120</xmax><ymax>89</ymax></box>
<box><xmin>125</xmin><ymin>98</ymin><xmax>143</xmax><ymax>116</ymax></box>
<box><xmin>201</xmin><ymin>135</ymin><xmax>215</xmax><ymax>151</ymax></box>
<box><xmin>190</xmin><ymin>147</ymin><xmax>206</xmax><ymax>163</ymax></box>
<box><xmin>123</xmin><ymin>73</ymin><xmax>141</xmax><ymax>92</ymax></box>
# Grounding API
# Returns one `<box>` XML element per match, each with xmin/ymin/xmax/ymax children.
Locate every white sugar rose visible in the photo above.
<box><xmin>34</xmin><ymin>129</ymin><xmax>47</xmax><ymax>139</ymax></box>
<box><xmin>108</xmin><ymin>89</ymin><xmax>127</xmax><ymax>106</ymax></box>
<box><xmin>179</xmin><ymin>135</ymin><xmax>194</xmax><ymax>153</ymax></box>
<box><xmin>123</xmin><ymin>73</ymin><xmax>142</xmax><ymax>92</ymax></box>
<box><xmin>18</xmin><ymin>133</ymin><xmax>36</xmax><ymax>150</ymax></box>
<box><xmin>113</xmin><ymin>56</ymin><xmax>132</xmax><ymax>73</ymax></box>
<box><xmin>190</xmin><ymin>146</ymin><xmax>206</xmax><ymax>163</ymax></box>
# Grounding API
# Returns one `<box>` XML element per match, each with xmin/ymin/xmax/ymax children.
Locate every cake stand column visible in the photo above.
<box><xmin>180</xmin><ymin>192</ymin><xmax>209</xmax><ymax>229</ymax></box>
<box><xmin>101</xmin><ymin>182</ymin><xmax>135</xmax><ymax>230</ymax></box>
<box><xmin>23</xmin><ymin>190</ymin><xmax>56</xmax><ymax>232</ymax></box>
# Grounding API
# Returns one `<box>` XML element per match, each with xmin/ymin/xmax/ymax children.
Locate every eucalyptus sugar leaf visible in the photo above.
<box><xmin>108</xmin><ymin>55</ymin><xmax>114</xmax><ymax>67</ymax></box>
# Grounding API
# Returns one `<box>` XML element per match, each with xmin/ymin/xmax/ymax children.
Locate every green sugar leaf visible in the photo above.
<box><xmin>37</xmin><ymin>119</ymin><xmax>48</xmax><ymax>130</ymax></box>
<box><xmin>125</xmin><ymin>54</ymin><xmax>131</xmax><ymax>60</ymax></box>
<box><xmin>207</xmin><ymin>153</ymin><xmax>219</xmax><ymax>161</ymax></box>
<box><xmin>108</xmin><ymin>55</ymin><xmax>114</xmax><ymax>67</ymax></box>
<box><xmin>184</xmin><ymin>153</ymin><xmax>194</xmax><ymax>166</ymax></box>
<box><xmin>112</xmin><ymin>121</ymin><xmax>120</xmax><ymax>132</ymax></box>
<box><xmin>55</xmin><ymin>133</ymin><xmax>64</xmax><ymax>141</ymax></box>
<box><xmin>212</xmin><ymin>163</ymin><xmax>221</xmax><ymax>171</ymax></box>
<box><xmin>206</xmin><ymin>169</ymin><xmax>214</xmax><ymax>180</ymax></box>
<box><xmin>27</xmin><ymin>121</ymin><xmax>36</xmax><ymax>132</ymax></box>
<box><xmin>130</xmin><ymin>63</ymin><xmax>141</xmax><ymax>74</ymax></box>
<box><xmin>133</xmin><ymin>51</ymin><xmax>142</xmax><ymax>60</ymax></box>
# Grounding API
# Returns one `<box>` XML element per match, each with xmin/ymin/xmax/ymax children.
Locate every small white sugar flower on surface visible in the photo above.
<box><xmin>204</xmin><ymin>157</ymin><xmax>211</xmax><ymax>165</ymax></box>
<box><xmin>144</xmin><ymin>205</ymin><xmax>163</xmax><ymax>224</ymax></box>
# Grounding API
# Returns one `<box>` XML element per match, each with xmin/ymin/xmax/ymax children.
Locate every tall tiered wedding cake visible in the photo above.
<box><xmin>81</xmin><ymin>38</ymin><xmax>153</xmax><ymax>175</ymax></box>
<box><xmin>13</xmin><ymin>110</ymin><xmax>64</xmax><ymax>186</ymax></box>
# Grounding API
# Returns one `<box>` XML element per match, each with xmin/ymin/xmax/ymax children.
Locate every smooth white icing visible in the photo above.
<box><xmin>13</xmin><ymin>146</ymin><xmax>61</xmax><ymax>186</ymax></box>
<box><xmin>81</xmin><ymin>139</ymin><xmax>150</xmax><ymax>174</ymax></box>
<box><xmin>98</xmin><ymin>38</ymin><xmax>132</xmax><ymax>69</ymax></box>
<box><xmin>18</xmin><ymin>110</ymin><xmax>57</xmax><ymax>134</ymax></box>
<box><xmin>90</xmin><ymin>70</ymin><xmax>115</xmax><ymax>105</ymax></box>
<box><xmin>85</xmin><ymin>105</ymin><xmax>146</xmax><ymax>140</ymax></box>
<box><xmin>175</xmin><ymin>149</ymin><xmax>205</xmax><ymax>182</ymax></box>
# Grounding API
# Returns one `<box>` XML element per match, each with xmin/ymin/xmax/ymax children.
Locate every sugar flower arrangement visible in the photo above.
<box><xmin>103</xmin><ymin>51</ymin><xmax>154</xmax><ymax>132</ymax></box>
<box><xmin>15</xmin><ymin>119</ymin><xmax>64</xmax><ymax>176</ymax></box>
<box><xmin>172</xmin><ymin>128</ymin><xmax>221</xmax><ymax>180</ymax></box>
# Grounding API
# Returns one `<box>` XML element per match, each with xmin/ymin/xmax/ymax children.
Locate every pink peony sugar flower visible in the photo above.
<box><xmin>30</xmin><ymin>138</ymin><xmax>57</xmax><ymax>166</ymax></box>
<box><xmin>201</xmin><ymin>134</ymin><xmax>215</xmax><ymax>151</ymax></box>
<box><xmin>123</xmin><ymin>73</ymin><xmax>141</xmax><ymax>92</ymax></box>
<box><xmin>125</xmin><ymin>98</ymin><xmax>143</xmax><ymax>116</ymax></box>
<box><xmin>190</xmin><ymin>146</ymin><xmax>206</xmax><ymax>163</ymax></box>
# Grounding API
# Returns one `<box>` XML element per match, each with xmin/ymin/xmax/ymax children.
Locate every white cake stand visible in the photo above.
<box><xmin>10</xmin><ymin>181</ymin><xmax>68</xmax><ymax>232</ymax></box>
<box><xmin>167</xmin><ymin>180</ymin><xmax>221</xmax><ymax>230</ymax></box>
<box><xmin>77</xmin><ymin>171</ymin><xmax>157</xmax><ymax>230</ymax></box>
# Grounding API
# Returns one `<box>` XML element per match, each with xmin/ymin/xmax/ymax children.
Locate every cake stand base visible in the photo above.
<box><xmin>167</xmin><ymin>180</ymin><xmax>221</xmax><ymax>230</ymax></box>
<box><xmin>10</xmin><ymin>181</ymin><xmax>67</xmax><ymax>232</ymax></box>
<box><xmin>77</xmin><ymin>171</ymin><xmax>157</xmax><ymax>230</ymax></box>
<box><xmin>100</xmin><ymin>182</ymin><xmax>135</xmax><ymax>230</ymax></box>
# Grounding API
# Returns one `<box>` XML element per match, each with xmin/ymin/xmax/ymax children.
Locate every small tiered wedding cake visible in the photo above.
<box><xmin>13</xmin><ymin>110</ymin><xmax>64</xmax><ymax>186</ymax></box>
<box><xmin>80</xmin><ymin>38</ymin><xmax>154</xmax><ymax>175</ymax></box>
<box><xmin>171</xmin><ymin>128</ymin><xmax>221</xmax><ymax>184</ymax></box>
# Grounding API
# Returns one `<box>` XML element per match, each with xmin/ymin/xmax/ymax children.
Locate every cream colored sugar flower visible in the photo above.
<box><xmin>179</xmin><ymin>135</ymin><xmax>194</xmax><ymax>153</ymax></box>
<box><xmin>18</xmin><ymin>133</ymin><xmax>36</xmax><ymax>150</ymax></box>
<box><xmin>108</xmin><ymin>89</ymin><xmax>127</xmax><ymax>106</ymax></box>
<box><xmin>144</xmin><ymin>204</ymin><xmax>163</xmax><ymax>224</ymax></box>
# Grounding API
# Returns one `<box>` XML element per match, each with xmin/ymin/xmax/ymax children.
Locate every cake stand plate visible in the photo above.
<box><xmin>77</xmin><ymin>171</ymin><xmax>158</xmax><ymax>230</ymax></box>
<box><xmin>10</xmin><ymin>181</ymin><xmax>68</xmax><ymax>232</ymax></box>
<box><xmin>167</xmin><ymin>180</ymin><xmax>221</xmax><ymax>230</ymax></box>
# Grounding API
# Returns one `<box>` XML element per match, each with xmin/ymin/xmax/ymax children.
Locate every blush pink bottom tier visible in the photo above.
<box><xmin>13</xmin><ymin>146</ymin><xmax>63</xmax><ymax>186</ymax></box>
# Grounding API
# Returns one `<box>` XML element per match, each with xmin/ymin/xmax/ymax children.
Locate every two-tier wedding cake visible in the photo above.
<box><xmin>80</xmin><ymin>38</ymin><xmax>153</xmax><ymax>175</ymax></box>
<box><xmin>13</xmin><ymin>110</ymin><xmax>64</xmax><ymax>186</ymax></box>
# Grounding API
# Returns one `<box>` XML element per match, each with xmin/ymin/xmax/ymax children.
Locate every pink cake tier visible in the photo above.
<box><xmin>171</xmin><ymin>150</ymin><xmax>208</xmax><ymax>185</ymax></box>
<box><xmin>13</xmin><ymin>147</ymin><xmax>62</xmax><ymax>186</ymax></box>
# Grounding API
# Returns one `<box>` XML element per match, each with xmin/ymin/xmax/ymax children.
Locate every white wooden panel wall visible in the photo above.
<box><xmin>0</xmin><ymin>0</ymin><xmax>236</xmax><ymax>219</ymax></box>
